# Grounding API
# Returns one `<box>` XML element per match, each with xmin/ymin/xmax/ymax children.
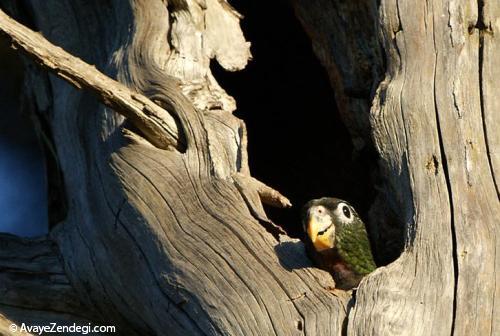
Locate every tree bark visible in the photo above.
<box><xmin>0</xmin><ymin>1</ymin><xmax>346</xmax><ymax>335</ymax></box>
<box><xmin>293</xmin><ymin>0</ymin><xmax>500</xmax><ymax>335</ymax></box>
<box><xmin>0</xmin><ymin>0</ymin><xmax>498</xmax><ymax>335</ymax></box>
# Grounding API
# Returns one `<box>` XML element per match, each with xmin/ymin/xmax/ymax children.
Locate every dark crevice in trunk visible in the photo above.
<box><xmin>342</xmin><ymin>292</ymin><xmax>356</xmax><ymax>336</ymax></box>
<box><xmin>0</xmin><ymin>22</ymin><xmax>49</xmax><ymax>237</ymax></box>
<box><xmin>433</xmin><ymin>53</ymin><xmax>458</xmax><ymax>336</ymax></box>
<box><xmin>32</xmin><ymin>98</ymin><xmax>68</xmax><ymax>229</ymax></box>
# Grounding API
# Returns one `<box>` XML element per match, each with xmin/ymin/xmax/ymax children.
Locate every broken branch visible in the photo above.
<box><xmin>233</xmin><ymin>172</ymin><xmax>292</xmax><ymax>208</ymax></box>
<box><xmin>0</xmin><ymin>8</ymin><xmax>183</xmax><ymax>151</ymax></box>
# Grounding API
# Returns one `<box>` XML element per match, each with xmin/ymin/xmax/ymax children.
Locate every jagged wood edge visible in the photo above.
<box><xmin>0</xmin><ymin>8</ymin><xmax>291</xmax><ymax>209</ymax></box>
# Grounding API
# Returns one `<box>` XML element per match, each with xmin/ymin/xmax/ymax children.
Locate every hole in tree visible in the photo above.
<box><xmin>0</xmin><ymin>37</ymin><xmax>48</xmax><ymax>237</ymax></box>
<box><xmin>211</xmin><ymin>1</ymin><xmax>377</xmax><ymax>240</ymax></box>
<box><xmin>0</xmin><ymin>4</ymin><xmax>67</xmax><ymax>236</ymax></box>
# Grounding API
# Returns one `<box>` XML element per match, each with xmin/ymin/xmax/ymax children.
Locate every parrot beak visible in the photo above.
<box><xmin>307</xmin><ymin>218</ymin><xmax>318</xmax><ymax>242</ymax></box>
<box><xmin>307</xmin><ymin>217</ymin><xmax>333</xmax><ymax>251</ymax></box>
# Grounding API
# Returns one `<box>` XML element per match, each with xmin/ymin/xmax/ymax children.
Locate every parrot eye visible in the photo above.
<box><xmin>335</xmin><ymin>202</ymin><xmax>354</xmax><ymax>224</ymax></box>
<box><xmin>342</xmin><ymin>205</ymin><xmax>351</xmax><ymax>218</ymax></box>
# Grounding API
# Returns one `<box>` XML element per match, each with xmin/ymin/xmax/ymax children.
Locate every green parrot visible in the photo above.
<box><xmin>302</xmin><ymin>197</ymin><xmax>376</xmax><ymax>290</ymax></box>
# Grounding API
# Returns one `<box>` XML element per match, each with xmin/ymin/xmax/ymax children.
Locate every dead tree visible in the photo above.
<box><xmin>0</xmin><ymin>0</ymin><xmax>498</xmax><ymax>335</ymax></box>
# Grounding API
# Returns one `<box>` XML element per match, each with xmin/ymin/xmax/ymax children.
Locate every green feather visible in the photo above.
<box><xmin>336</xmin><ymin>219</ymin><xmax>376</xmax><ymax>275</ymax></box>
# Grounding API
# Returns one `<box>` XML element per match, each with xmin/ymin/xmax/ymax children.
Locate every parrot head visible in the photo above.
<box><xmin>302</xmin><ymin>197</ymin><xmax>377</xmax><ymax>288</ymax></box>
<box><xmin>302</xmin><ymin>197</ymin><xmax>362</xmax><ymax>252</ymax></box>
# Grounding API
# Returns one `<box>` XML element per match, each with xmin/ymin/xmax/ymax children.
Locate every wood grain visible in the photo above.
<box><xmin>294</xmin><ymin>0</ymin><xmax>500</xmax><ymax>335</ymax></box>
<box><xmin>0</xmin><ymin>1</ymin><xmax>347</xmax><ymax>334</ymax></box>
<box><xmin>0</xmin><ymin>8</ymin><xmax>181</xmax><ymax>151</ymax></box>
<box><xmin>0</xmin><ymin>0</ymin><xmax>497</xmax><ymax>334</ymax></box>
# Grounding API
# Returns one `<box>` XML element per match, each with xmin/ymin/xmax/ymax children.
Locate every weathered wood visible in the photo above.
<box><xmin>0</xmin><ymin>1</ymin><xmax>348</xmax><ymax>335</ymax></box>
<box><xmin>0</xmin><ymin>234</ymin><xmax>83</xmax><ymax>316</ymax></box>
<box><xmin>233</xmin><ymin>173</ymin><xmax>292</xmax><ymax>209</ymax></box>
<box><xmin>293</xmin><ymin>0</ymin><xmax>500</xmax><ymax>335</ymax></box>
<box><xmin>481</xmin><ymin>5</ymin><xmax>500</xmax><ymax>333</ymax></box>
<box><xmin>482</xmin><ymin>2</ymin><xmax>500</xmax><ymax>200</ymax></box>
<box><xmin>0</xmin><ymin>8</ymin><xmax>181</xmax><ymax>151</ymax></box>
<box><xmin>432</xmin><ymin>1</ymin><xmax>499</xmax><ymax>334</ymax></box>
<box><xmin>0</xmin><ymin>234</ymin><xmax>103</xmax><ymax>329</ymax></box>
<box><xmin>0</xmin><ymin>7</ymin><xmax>289</xmax><ymax>211</ymax></box>
<box><xmin>0</xmin><ymin>0</ymin><xmax>498</xmax><ymax>335</ymax></box>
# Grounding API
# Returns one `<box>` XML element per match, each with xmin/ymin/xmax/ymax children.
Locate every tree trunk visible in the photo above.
<box><xmin>0</xmin><ymin>1</ymin><xmax>498</xmax><ymax>336</ymax></box>
<box><xmin>292</xmin><ymin>0</ymin><xmax>500</xmax><ymax>335</ymax></box>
